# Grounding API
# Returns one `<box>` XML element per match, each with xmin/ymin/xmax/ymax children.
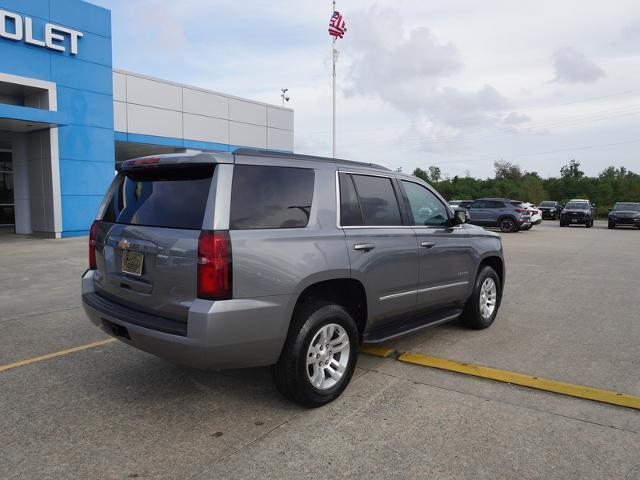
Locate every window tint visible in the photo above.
<box><xmin>339</xmin><ymin>173</ymin><xmax>363</xmax><ymax>226</ymax></box>
<box><xmin>402</xmin><ymin>181</ymin><xmax>449</xmax><ymax>226</ymax></box>
<box><xmin>487</xmin><ymin>201</ymin><xmax>505</xmax><ymax>209</ymax></box>
<box><xmin>230</xmin><ymin>165</ymin><xmax>314</xmax><ymax>229</ymax></box>
<box><xmin>470</xmin><ymin>200</ymin><xmax>485</xmax><ymax>209</ymax></box>
<box><xmin>102</xmin><ymin>165</ymin><xmax>214</xmax><ymax>230</ymax></box>
<box><xmin>350</xmin><ymin>174</ymin><xmax>402</xmax><ymax>226</ymax></box>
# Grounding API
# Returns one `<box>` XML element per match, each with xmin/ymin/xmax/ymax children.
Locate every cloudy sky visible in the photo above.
<box><xmin>94</xmin><ymin>0</ymin><xmax>640</xmax><ymax>178</ymax></box>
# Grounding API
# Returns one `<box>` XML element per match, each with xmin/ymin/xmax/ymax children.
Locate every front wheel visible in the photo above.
<box><xmin>461</xmin><ymin>266</ymin><xmax>502</xmax><ymax>330</ymax></box>
<box><xmin>586</xmin><ymin>220</ymin><xmax>592</xmax><ymax>228</ymax></box>
<box><xmin>608</xmin><ymin>222</ymin><xmax>615</xmax><ymax>229</ymax></box>
<box><xmin>272</xmin><ymin>301</ymin><xmax>358</xmax><ymax>407</ymax></box>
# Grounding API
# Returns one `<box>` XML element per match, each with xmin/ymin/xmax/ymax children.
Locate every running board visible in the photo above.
<box><xmin>362</xmin><ymin>309</ymin><xmax>463</xmax><ymax>344</ymax></box>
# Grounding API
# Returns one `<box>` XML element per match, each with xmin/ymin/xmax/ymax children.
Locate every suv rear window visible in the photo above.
<box><xmin>102</xmin><ymin>165</ymin><xmax>214</xmax><ymax>230</ymax></box>
<box><xmin>230</xmin><ymin>165</ymin><xmax>315</xmax><ymax>229</ymax></box>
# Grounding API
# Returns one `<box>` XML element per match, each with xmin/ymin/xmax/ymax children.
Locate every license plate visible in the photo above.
<box><xmin>571</xmin><ymin>219</ymin><xmax>578</xmax><ymax>223</ymax></box>
<box><xmin>122</xmin><ymin>251</ymin><xmax>144</xmax><ymax>276</ymax></box>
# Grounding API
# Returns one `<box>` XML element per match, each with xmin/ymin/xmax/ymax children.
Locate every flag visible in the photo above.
<box><xmin>328</xmin><ymin>11</ymin><xmax>347</xmax><ymax>39</ymax></box>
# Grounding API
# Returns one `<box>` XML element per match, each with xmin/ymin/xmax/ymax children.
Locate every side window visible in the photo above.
<box><xmin>339</xmin><ymin>173</ymin><xmax>363</xmax><ymax>226</ymax></box>
<box><xmin>230</xmin><ymin>165</ymin><xmax>314</xmax><ymax>229</ymax></box>
<box><xmin>350</xmin><ymin>174</ymin><xmax>402</xmax><ymax>226</ymax></box>
<box><xmin>401</xmin><ymin>181</ymin><xmax>449</xmax><ymax>227</ymax></box>
<box><xmin>470</xmin><ymin>200</ymin><xmax>485</xmax><ymax>209</ymax></box>
<box><xmin>488</xmin><ymin>201</ymin><xmax>504</xmax><ymax>209</ymax></box>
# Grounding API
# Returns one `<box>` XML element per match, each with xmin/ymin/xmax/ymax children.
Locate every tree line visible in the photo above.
<box><xmin>412</xmin><ymin>160</ymin><xmax>640</xmax><ymax>217</ymax></box>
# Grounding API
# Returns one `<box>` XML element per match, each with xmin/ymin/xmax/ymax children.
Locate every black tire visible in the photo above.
<box><xmin>608</xmin><ymin>222</ymin><xmax>615</xmax><ymax>229</ymax></box>
<box><xmin>560</xmin><ymin>221</ymin><xmax>566</xmax><ymax>227</ymax></box>
<box><xmin>499</xmin><ymin>217</ymin><xmax>516</xmax><ymax>233</ymax></box>
<box><xmin>586</xmin><ymin>220</ymin><xmax>592</xmax><ymax>228</ymax></box>
<box><xmin>461</xmin><ymin>265</ymin><xmax>502</xmax><ymax>330</ymax></box>
<box><xmin>272</xmin><ymin>301</ymin><xmax>359</xmax><ymax>407</ymax></box>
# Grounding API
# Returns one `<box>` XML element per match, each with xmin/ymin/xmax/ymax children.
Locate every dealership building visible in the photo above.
<box><xmin>0</xmin><ymin>0</ymin><xmax>294</xmax><ymax>237</ymax></box>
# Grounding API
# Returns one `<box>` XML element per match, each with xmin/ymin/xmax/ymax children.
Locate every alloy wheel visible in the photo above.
<box><xmin>306</xmin><ymin>323</ymin><xmax>350</xmax><ymax>390</ymax></box>
<box><xmin>479</xmin><ymin>278</ymin><xmax>497</xmax><ymax>319</ymax></box>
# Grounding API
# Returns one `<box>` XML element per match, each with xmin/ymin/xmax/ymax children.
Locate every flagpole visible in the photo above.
<box><xmin>332</xmin><ymin>0</ymin><xmax>336</xmax><ymax>159</ymax></box>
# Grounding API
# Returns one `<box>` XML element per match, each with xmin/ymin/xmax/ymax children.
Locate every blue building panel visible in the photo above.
<box><xmin>58</xmin><ymin>125</ymin><xmax>114</xmax><ymax>162</ymax></box>
<box><xmin>0</xmin><ymin>0</ymin><xmax>49</xmax><ymax>19</ymax></box>
<box><xmin>57</xmin><ymin>87</ymin><xmax>114</xmax><ymax>129</ymax></box>
<box><xmin>59</xmin><ymin>159</ymin><xmax>114</xmax><ymax>196</ymax></box>
<box><xmin>51</xmin><ymin>55</ymin><xmax>113</xmax><ymax>95</ymax></box>
<box><xmin>0</xmin><ymin>41</ymin><xmax>53</xmax><ymax>81</ymax></box>
<box><xmin>60</xmin><ymin>194</ymin><xmax>104</xmax><ymax>232</ymax></box>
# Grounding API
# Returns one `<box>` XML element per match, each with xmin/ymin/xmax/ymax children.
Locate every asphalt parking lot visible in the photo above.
<box><xmin>1</xmin><ymin>221</ymin><xmax>639</xmax><ymax>479</ymax></box>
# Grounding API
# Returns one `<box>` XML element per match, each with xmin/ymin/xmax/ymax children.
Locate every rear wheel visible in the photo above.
<box><xmin>272</xmin><ymin>301</ymin><xmax>358</xmax><ymax>407</ymax></box>
<box><xmin>461</xmin><ymin>266</ymin><xmax>501</xmax><ymax>330</ymax></box>
<box><xmin>499</xmin><ymin>217</ymin><xmax>516</xmax><ymax>233</ymax></box>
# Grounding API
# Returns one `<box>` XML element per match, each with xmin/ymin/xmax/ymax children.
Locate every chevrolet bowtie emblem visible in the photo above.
<box><xmin>118</xmin><ymin>239</ymin><xmax>130</xmax><ymax>250</ymax></box>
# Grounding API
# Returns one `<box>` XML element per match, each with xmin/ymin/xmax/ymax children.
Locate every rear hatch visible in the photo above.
<box><xmin>92</xmin><ymin>162</ymin><xmax>215</xmax><ymax>323</ymax></box>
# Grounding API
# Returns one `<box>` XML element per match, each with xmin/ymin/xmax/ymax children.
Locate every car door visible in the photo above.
<box><xmin>468</xmin><ymin>200</ymin><xmax>488</xmax><ymax>224</ymax></box>
<box><xmin>399</xmin><ymin>179</ymin><xmax>472</xmax><ymax>312</ymax></box>
<box><xmin>339</xmin><ymin>171</ymin><xmax>419</xmax><ymax>331</ymax></box>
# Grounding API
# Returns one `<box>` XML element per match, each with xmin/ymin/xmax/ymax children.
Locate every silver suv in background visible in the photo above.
<box><xmin>82</xmin><ymin>150</ymin><xmax>505</xmax><ymax>406</ymax></box>
<box><xmin>467</xmin><ymin>198</ymin><xmax>531</xmax><ymax>233</ymax></box>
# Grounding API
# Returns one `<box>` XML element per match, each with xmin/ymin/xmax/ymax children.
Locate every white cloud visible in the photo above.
<box><xmin>552</xmin><ymin>47</ymin><xmax>605</xmax><ymax>83</ymax></box>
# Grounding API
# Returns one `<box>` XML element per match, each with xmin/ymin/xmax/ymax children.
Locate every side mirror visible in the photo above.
<box><xmin>451</xmin><ymin>208</ymin><xmax>468</xmax><ymax>226</ymax></box>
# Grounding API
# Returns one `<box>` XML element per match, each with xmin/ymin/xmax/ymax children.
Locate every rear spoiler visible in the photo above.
<box><xmin>120</xmin><ymin>152</ymin><xmax>232</xmax><ymax>171</ymax></box>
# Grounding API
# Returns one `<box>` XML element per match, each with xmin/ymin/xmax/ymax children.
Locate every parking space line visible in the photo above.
<box><xmin>0</xmin><ymin>338</ymin><xmax>117</xmax><ymax>374</ymax></box>
<box><xmin>396</xmin><ymin>352</ymin><xmax>640</xmax><ymax>411</ymax></box>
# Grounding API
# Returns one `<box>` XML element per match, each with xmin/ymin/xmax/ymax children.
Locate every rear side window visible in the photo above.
<box><xmin>487</xmin><ymin>201</ymin><xmax>505</xmax><ymax>209</ymax></box>
<box><xmin>339</xmin><ymin>173</ymin><xmax>363</xmax><ymax>226</ymax></box>
<box><xmin>346</xmin><ymin>174</ymin><xmax>402</xmax><ymax>226</ymax></box>
<box><xmin>102</xmin><ymin>165</ymin><xmax>214</xmax><ymax>230</ymax></box>
<box><xmin>230</xmin><ymin>165</ymin><xmax>314</xmax><ymax>229</ymax></box>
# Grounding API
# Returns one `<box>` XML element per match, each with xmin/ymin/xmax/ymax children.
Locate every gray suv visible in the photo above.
<box><xmin>468</xmin><ymin>198</ymin><xmax>531</xmax><ymax>233</ymax></box>
<box><xmin>82</xmin><ymin>150</ymin><xmax>505</xmax><ymax>406</ymax></box>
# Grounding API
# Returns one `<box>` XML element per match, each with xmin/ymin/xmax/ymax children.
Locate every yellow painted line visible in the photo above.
<box><xmin>0</xmin><ymin>338</ymin><xmax>117</xmax><ymax>373</ymax></box>
<box><xmin>360</xmin><ymin>345</ymin><xmax>396</xmax><ymax>358</ymax></box>
<box><xmin>397</xmin><ymin>352</ymin><xmax>640</xmax><ymax>411</ymax></box>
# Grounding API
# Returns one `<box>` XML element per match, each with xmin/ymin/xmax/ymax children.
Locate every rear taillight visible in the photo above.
<box><xmin>514</xmin><ymin>208</ymin><xmax>526</xmax><ymax>213</ymax></box>
<box><xmin>197</xmin><ymin>230</ymin><xmax>232</xmax><ymax>300</ymax></box>
<box><xmin>89</xmin><ymin>220</ymin><xmax>98</xmax><ymax>270</ymax></box>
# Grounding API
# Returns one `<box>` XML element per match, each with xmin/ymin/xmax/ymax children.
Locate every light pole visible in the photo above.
<box><xmin>280</xmin><ymin>88</ymin><xmax>290</xmax><ymax>108</ymax></box>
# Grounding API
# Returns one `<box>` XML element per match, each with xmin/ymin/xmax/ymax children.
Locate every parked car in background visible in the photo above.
<box><xmin>468</xmin><ymin>198</ymin><xmax>531</xmax><ymax>233</ymax></box>
<box><xmin>82</xmin><ymin>150</ymin><xmax>505</xmax><ymax>407</ymax></box>
<box><xmin>537</xmin><ymin>201</ymin><xmax>563</xmax><ymax>220</ymax></box>
<box><xmin>521</xmin><ymin>203</ymin><xmax>542</xmax><ymax>230</ymax></box>
<box><xmin>608</xmin><ymin>202</ymin><xmax>640</xmax><ymax>229</ymax></box>
<box><xmin>559</xmin><ymin>199</ymin><xmax>594</xmax><ymax>228</ymax></box>
<box><xmin>449</xmin><ymin>200</ymin><xmax>473</xmax><ymax>211</ymax></box>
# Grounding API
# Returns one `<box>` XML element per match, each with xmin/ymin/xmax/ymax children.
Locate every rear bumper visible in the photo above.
<box><xmin>81</xmin><ymin>270</ymin><xmax>290</xmax><ymax>369</ymax></box>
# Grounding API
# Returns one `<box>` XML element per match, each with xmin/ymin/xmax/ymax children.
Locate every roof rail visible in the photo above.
<box><xmin>233</xmin><ymin>148</ymin><xmax>391</xmax><ymax>171</ymax></box>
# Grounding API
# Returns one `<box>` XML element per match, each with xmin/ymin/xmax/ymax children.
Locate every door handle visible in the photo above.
<box><xmin>354</xmin><ymin>243</ymin><xmax>375</xmax><ymax>252</ymax></box>
<box><xmin>420</xmin><ymin>241</ymin><xmax>435</xmax><ymax>249</ymax></box>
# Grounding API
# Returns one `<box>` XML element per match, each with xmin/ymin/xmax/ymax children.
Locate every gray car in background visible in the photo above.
<box><xmin>467</xmin><ymin>198</ymin><xmax>532</xmax><ymax>233</ymax></box>
<box><xmin>82</xmin><ymin>150</ymin><xmax>505</xmax><ymax>406</ymax></box>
